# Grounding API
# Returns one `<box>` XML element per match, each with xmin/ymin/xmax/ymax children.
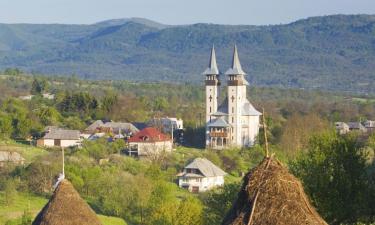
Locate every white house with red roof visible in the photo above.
<box><xmin>128</xmin><ymin>127</ymin><xmax>173</xmax><ymax>156</ymax></box>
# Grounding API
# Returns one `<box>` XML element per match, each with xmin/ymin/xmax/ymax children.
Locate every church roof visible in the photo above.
<box><xmin>242</xmin><ymin>99</ymin><xmax>262</xmax><ymax>116</ymax></box>
<box><xmin>203</xmin><ymin>45</ymin><xmax>219</xmax><ymax>75</ymax></box>
<box><xmin>32</xmin><ymin>180</ymin><xmax>103</xmax><ymax>225</ymax></box>
<box><xmin>208</xmin><ymin>117</ymin><xmax>230</xmax><ymax>127</ymax></box>
<box><xmin>212</xmin><ymin>98</ymin><xmax>229</xmax><ymax>116</ymax></box>
<box><xmin>225</xmin><ymin>44</ymin><xmax>246</xmax><ymax>76</ymax></box>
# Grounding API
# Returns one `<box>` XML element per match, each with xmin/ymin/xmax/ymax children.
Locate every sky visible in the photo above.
<box><xmin>0</xmin><ymin>0</ymin><xmax>375</xmax><ymax>25</ymax></box>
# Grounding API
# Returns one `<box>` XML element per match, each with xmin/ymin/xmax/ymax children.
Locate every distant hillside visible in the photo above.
<box><xmin>0</xmin><ymin>15</ymin><xmax>375</xmax><ymax>94</ymax></box>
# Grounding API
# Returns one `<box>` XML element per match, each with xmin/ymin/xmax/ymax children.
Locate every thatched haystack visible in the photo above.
<box><xmin>222</xmin><ymin>157</ymin><xmax>328</xmax><ymax>225</ymax></box>
<box><xmin>32</xmin><ymin>179</ymin><xmax>103</xmax><ymax>225</ymax></box>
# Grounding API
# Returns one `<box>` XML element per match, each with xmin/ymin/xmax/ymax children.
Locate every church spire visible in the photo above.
<box><xmin>225</xmin><ymin>44</ymin><xmax>246</xmax><ymax>75</ymax></box>
<box><xmin>203</xmin><ymin>45</ymin><xmax>219</xmax><ymax>75</ymax></box>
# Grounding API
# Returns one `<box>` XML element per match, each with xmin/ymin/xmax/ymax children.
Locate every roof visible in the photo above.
<box><xmin>203</xmin><ymin>45</ymin><xmax>220</xmax><ymax>75</ymax></box>
<box><xmin>0</xmin><ymin>151</ymin><xmax>25</xmax><ymax>162</ymax></box>
<box><xmin>225</xmin><ymin>45</ymin><xmax>246</xmax><ymax>75</ymax></box>
<box><xmin>212</xmin><ymin>97</ymin><xmax>229</xmax><ymax>116</ymax></box>
<box><xmin>32</xmin><ymin>180</ymin><xmax>103</xmax><ymax>225</ymax></box>
<box><xmin>85</xmin><ymin>120</ymin><xmax>104</xmax><ymax>133</ymax></box>
<box><xmin>43</xmin><ymin>129</ymin><xmax>80</xmax><ymax>140</ymax></box>
<box><xmin>185</xmin><ymin>158</ymin><xmax>227</xmax><ymax>177</ymax></box>
<box><xmin>347</xmin><ymin>122</ymin><xmax>366</xmax><ymax>130</ymax></box>
<box><xmin>208</xmin><ymin>118</ymin><xmax>230</xmax><ymax>127</ymax></box>
<box><xmin>128</xmin><ymin>127</ymin><xmax>171</xmax><ymax>143</ymax></box>
<box><xmin>242</xmin><ymin>99</ymin><xmax>262</xmax><ymax>116</ymax></box>
<box><xmin>102</xmin><ymin>122</ymin><xmax>139</xmax><ymax>133</ymax></box>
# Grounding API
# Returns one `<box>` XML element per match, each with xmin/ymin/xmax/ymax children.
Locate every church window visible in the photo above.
<box><xmin>209</xmin><ymin>95</ymin><xmax>212</xmax><ymax>102</ymax></box>
<box><xmin>210</xmin><ymin>107</ymin><xmax>212</xmax><ymax>113</ymax></box>
<box><xmin>231</xmin><ymin>96</ymin><xmax>235</xmax><ymax>103</ymax></box>
<box><xmin>232</xmin><ymin>107</ymin><xmax>234</xmax><ymax>113</ymax></box>
<box><xmin>232</xmin><ymin>117</ymin><xmax>234</xmax><ymax>123</ymax></box>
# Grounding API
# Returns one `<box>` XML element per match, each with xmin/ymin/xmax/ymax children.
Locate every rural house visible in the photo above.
<box><xmin>37</xmin><ymin>129</ymin><xmax>81</xmax><ymax>148</ymax></box>
<box><xmin>127</xmin><ymin>127</ymin><xmax>172</xmax><ymax>156</ymax></box>
<box><xmin>177</xmin><ymin>158</ymin><xmax>226</xmax><ymax>192</ymax></box>
<box><xmin>347</xmin><ymin>122</ymin><xmax>367</xmax><ymax>132</ymax></box>
<box><xmin>335</xmin><ymin>122</ymin><xmax>350</xmax><ymax>134</ymax></box>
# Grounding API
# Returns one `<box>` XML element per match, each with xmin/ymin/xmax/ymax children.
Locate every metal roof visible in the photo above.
<box><xmin>208</xmin><ymin>117</ymin><xmax>230</xmax><ymax>127</ymax></box>
<box><xmin>185</xmin><ymin>158</ymin><xmax>227</xmax><ymax>177</ymax></box>
<box><xmin>203</xmin><ymin>45</ymin><xmax>219</xmax><ymax>75</ymax></box>
<box><xmin>102</xmin><ymin>122</ymin><xmax>139</xmax><ymax>133</ymax></box>
<box><xmin>43</xmin><ymin>129</ymin><xmax>80</xmax><ymax>140</ymax></box>
<box><xmin>242</xmin><ymin>99</ymin><xmax>262</xmax><ymax>116</ymax></box>
<box><xmin>225</xmin><ymin>44</ymin><xmax>246</xmax><ymax>75</ymax></box>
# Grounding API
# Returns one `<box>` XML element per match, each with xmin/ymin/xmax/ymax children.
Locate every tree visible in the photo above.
<box><xmin>290</xmin><ymin>132</ymin><xmax>374</xmax><ymax>224</ymax></box>
<box><xmin>0</xmin><ymin>113</ymin><xmax>13</xmax><ymax>139</ymax></box>
<box><xmin>173</xmin><ymin>197</ymin><xmax>203</xmax><ymax>225</ymax></box>
<box><xmin>31</xmin><ymin>78</ymin><xmax>48</xmax><ymax>95</ymax></box>
<box><xmin>201</xmin><ymin>182</ymin><xmax>240</xmax><ymax>225</ymax></box>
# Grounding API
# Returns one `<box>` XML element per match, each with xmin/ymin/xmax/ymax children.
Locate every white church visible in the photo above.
<box><xmin>204</xmin><ymin>45</ymin><xmax>261</xmax><ymax>149</ymax></box>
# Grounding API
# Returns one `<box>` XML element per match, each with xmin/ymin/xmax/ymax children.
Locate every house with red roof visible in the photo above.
<box><xmin>128</xmin><ymin>127</ymin><xmax>173</xmax><ymax>156</ymax></box>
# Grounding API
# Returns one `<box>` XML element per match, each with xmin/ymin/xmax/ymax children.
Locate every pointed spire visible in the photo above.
<box><xmin>203</xmin><ymin>45</ymin><xmax>219</xmax><ymax>75</ymax></box>
<box><xmin>225</xmin><ymin>44</ymin><xmax>246</xmax><ymax>75</ymax></box>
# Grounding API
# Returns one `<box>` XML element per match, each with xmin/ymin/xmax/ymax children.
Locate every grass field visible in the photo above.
<box><xmin>0</xmin><ymin>191</ymin><xmax>126</xmax><ymax>225</ymax></box>
<box><xmin>0</xmin><ymin>141</ymin><xmax>48</xmax><ymax>163</ymax></box>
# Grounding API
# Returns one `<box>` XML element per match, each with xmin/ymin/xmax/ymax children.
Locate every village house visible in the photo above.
<box><xmin>37</xmin><ymin>129</ymin><xmax>81</xmax><ymax>148</ymax></box>
<box><xmin>83</xmin><ymin>120</ymin><xmax>139</xmax><ymax>139</ymax></box>
<box><xmin>347</xmin><ymin>122</ymin><xmax>367</xmax><ymax>132</ymax></box>
<box><xmin>177</xmin><ymin>158</ymin><xmax>226</xmax><ymax>193</ymax></box>
<box><xmin>127</xmin><ymin>127</ymin><xmax>172</xmax><ymax>157</ymax></box>
<box><xmin>149</xmin><ymin>117</ymin><xmax>184</xmax><ymax>133</ymax></box>
<box><xmin>335</xmin><ymin>122</ymin><xmax>350</xmax><ymax>134</ymax></box>
<box><xmin>0</xmin><ymin>151</ymin><xmax>25</xmax><ymax>167</ymax></box>
<box><xmin>364</xmin><ymin>120</ymin><xmax>375</xmax><ymax>132</ymax></box>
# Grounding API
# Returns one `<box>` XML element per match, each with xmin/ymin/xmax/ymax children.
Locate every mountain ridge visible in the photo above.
<box><xmin>0</xmin><ymin>14</ymin><xmax>374</xmax><ymax>94</ymax></box>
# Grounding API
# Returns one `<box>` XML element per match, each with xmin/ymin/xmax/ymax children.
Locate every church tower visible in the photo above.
<box><xmin>226</xmin><ymin>45</ymin><xmax>247</xmax><ymax>146</ymax></box>
<box><xmin>204</xmin><ymin>45</ymin><xmax>220</xmax><ymax>123</ymax></box>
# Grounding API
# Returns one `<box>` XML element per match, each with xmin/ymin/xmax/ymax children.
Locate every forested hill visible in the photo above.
<box><xmin>0</xmin><ymin>15</ymin><xmax>375</xmax><ymax>94</ymax></box>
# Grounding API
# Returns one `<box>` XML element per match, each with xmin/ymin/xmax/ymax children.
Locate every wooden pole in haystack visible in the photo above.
<box><xmin>262</xmin><ymin>108</ymin><xmax>269</xmax><ymax>158</ymax></box>
<box><xmin>62</xmin><ymin>147</ymin><xmax>65</xmax><ymax>177</ymax></box>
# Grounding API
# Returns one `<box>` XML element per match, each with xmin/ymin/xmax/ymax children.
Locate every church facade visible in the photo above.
<box><xmin>204</xmin><ymin>45</ymin><xmax>261</xmax><ymax>149</ymax></box>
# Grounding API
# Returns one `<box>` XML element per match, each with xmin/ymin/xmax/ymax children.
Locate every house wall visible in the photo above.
<box><xmin>178</xmin><ymin>176</ymin><xmax>224</xmax><ymax>192</ymax></box>
<box><xmin>60</xmin><ymin>140</ymin><xmax>81</xmax><ymax>148</ymax></box>
<box><xmin>129</xmin><ymin>141</ymin><xmax>173</xmax><ymax>156</ymax></box>
<box><xmin>41</xmin><ymin>139</ymin><xmax>80</xmax><ymax>147</ymax></box>
<box><xmin>43</xmin><ymin>139</ymin><xmax>55</xmax><ymax>147</ymax></box>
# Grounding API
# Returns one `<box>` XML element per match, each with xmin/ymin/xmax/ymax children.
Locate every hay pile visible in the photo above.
<box><xmin>32</xmin><ymin>179</ymin><xmax>103</xmax><ymax>225</ymax></box>
<box><xmin>222</xmin><ymin>157</ymin><xmax>328</xmax><ymax>225</ymax></box>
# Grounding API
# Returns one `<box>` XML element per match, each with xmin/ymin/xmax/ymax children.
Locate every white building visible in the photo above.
<box><xmin>364</xmin><ymin>120</ymin><xmax>375</xmax><ymax>132</ymax></box>
<box><xmin>149</xmin><ymin>117</ymin><xmax>183</xmax><ymax>133</ymax></box>
<box><xmin>335</xmin><ymin>122</ymin><xmax>350</xmax><ymax>134</ymax></box>
<box><xmin>204</xmin><ymin>45</ymin><xmax>261</xmax><ymax>149</ymax></box>
<box><xmin>177</xmin><ymin>158</ymin><xmax>226</xmax><ymax>193</ymax></box>
<box><xmin>37</xmin><ymin>129</ymin><xmax>81</xmax><ymax>148</ymax></box>
<box><xmin>127</xmin><ymin>127</ymin><xmax>172</xmax><ymax>157</ymax></box>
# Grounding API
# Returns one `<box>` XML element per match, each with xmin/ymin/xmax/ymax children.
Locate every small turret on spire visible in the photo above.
<box><xmin>203</xmin><ymin>45</ymin><xmax>219</xmax><ymax>75</ymax></box>
<box><xmin>225</xmin><ymin>44</ymin><xmax>246</xmax><ymax>75</ymax></box>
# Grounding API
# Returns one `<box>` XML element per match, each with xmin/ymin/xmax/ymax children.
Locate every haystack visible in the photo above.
<box><xmin>222</xmin><ymin>157</ymin><xmax>328</xmax><ymax>225</ymax></box>
<box><xmin>32</xmin><ymin>179</ymin><xmax>103</xmax><ymax>225</ymax></box>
